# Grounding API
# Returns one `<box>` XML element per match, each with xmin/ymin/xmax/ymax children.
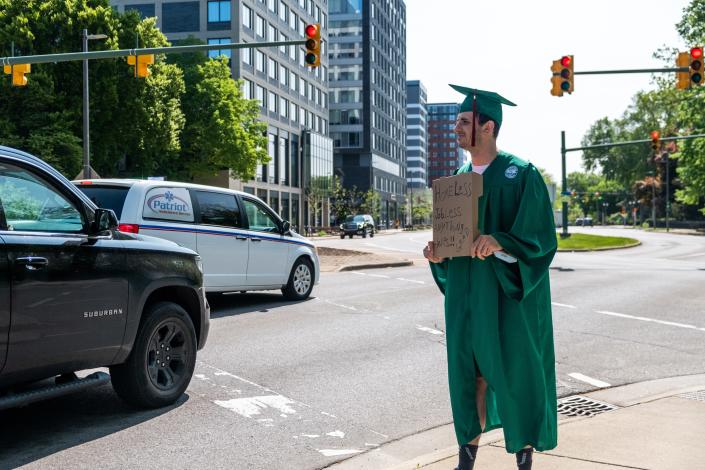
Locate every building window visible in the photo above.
<box><xmin>268</xmin><ymin>57</ymin><xmax>277</xmax><ymax>79</ymax></box>
<box><xmin>207</xmin><ymin>38</ymin><xmax>231</xmax><ymax>60</ymax></box>
<box><xmin>241</xmin><ymin>44</ymin><xmax>252</xmax><ymax>65</ymax></box>
<box><xmin>162</xmin><ymin>2</ymin><xmax>199</xmax><ymax>33</ymax></box>
<box><xmin>268</xmin><ymin>91</ymin><xmax>277</xmax><ymax>113</ymax></box>
<box><xmin>242</xmin><ymin>4</ymin><xmax>253</xmax><ymax>29</ymax></box>
<box><xmin>280</xmin><ymin>97</ymin><xmax>288</xmax><ymax>118</ymax></box>
<box><xmin>207</xmin><ymin>0</ymin><xmax>231</xmax><ymax>31</ymax></box>
<box><xmin>125</xmin><ymin>4</ymin><xmax>155</xmax><ymax>18</ymax></box>
<box><xmin>256</xmin><ymin>15</ymin><xmax>265</xmax><ymax>37</ymax></box>
<box><xmin>242</xmin><ymin>79</ymin><xmax>252</xmax><ymax>99</ymax></box>
<box><xmin>255</xmin><ymin>85</ymin><xmax>265</xmax><ymax>107</ymax></box>
<box><xmin>256</xmin><ymin>50</ymin><xmax>265</xmax><ymax>72</ymax></box>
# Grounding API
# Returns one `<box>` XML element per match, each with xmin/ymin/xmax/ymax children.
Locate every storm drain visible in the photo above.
<box><xmin>677</xmin><ymin>390</ymin><xmax>705</xmax><ymax>402</ymax></box>
<box><xmin>557</xmin><ymin>395</ymin><xmax>618</xmax><ymax>417</ymax></box>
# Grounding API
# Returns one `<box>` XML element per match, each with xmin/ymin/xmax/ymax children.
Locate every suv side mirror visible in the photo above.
<box><xmin>92</xmin><ymin>208</ymin><xmax>119</xmax><ymax>234</ymax></box>
<box><xmin>281</xmin><ymin>220</ymin><xmax>291</xmax><ymax>234</ymax></box>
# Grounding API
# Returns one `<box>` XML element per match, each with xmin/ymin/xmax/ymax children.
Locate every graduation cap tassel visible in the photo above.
<box><xmin>471</xmin><ymin>93</ymin><xmax>477</xmax><ymax>147</ymax></box>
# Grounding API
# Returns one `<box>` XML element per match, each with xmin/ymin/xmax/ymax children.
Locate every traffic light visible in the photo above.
<box><xmin>304</xmin><ymin>23</ymin><xmax>321</xmax><ymax>67</ymax></box>
<box><xmin>550</xmin><ymin>55</ymin><xmax>573</xmax><ymax>96</ymax></box>
<box><xmin>3</xmin><ymin>63</ymin><xmax>31</xmax><ymax>86</ymax></box>
<box><xmin>676</xmin><ymin>51</ymin><xmax>690</xmax><ymax>90</ymax></box>
<box><xmin>689</xmin><ymin>47</ymin><xmax>704</xmax><ymax>86</ymax></box>
<box><xmin>650</xmin><ymin>130</ymin><xmax>660</xmax><ymax>153</ymax></box>
<box><xmin>127</xmin><ymin>54</ymin><xmax>154</xmax><ymax>78</ymax></box>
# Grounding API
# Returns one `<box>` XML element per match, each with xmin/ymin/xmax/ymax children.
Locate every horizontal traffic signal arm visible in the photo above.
<box><xmin>0</xmin><ymin>40</ymin><xmax>306</xmax><ymax>67</ymax></box>
<box><xmin>563</xmin><ymin>133</ymin><xmax>705</xmax><ymax>154</ymax></box>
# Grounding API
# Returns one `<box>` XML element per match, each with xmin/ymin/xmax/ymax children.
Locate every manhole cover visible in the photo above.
<box><xmin>557</xmin><ymin>395</ymin><xmax>618</xmax><ymax>417</ymax></box>
<box><xmin>677</xmin><ymin>390</ymin><xmax>705</xmax><ymax>402</ymax></box>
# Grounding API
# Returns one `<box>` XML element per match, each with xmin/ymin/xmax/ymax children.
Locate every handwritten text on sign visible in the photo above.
<box><xmin>432</xmin><ymin>172</ymin><xmax>483</xmax><ymax>258</ymax></box>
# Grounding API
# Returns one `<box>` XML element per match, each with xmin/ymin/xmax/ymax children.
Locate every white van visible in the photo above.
<box><xmin>74</xmin><ymin>179</ymin><xmax>319</xmax><ymax>300</ymax></box>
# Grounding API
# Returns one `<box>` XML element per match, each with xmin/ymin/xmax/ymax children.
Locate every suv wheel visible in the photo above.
<box><xmin>362</xmin><ymin>229</ymin><xmax>368</xmax><ymax>238</ymax></box>
<box><xmin>110</xmin><ymin>302</ymin><xmax>196</xmax><ymax>408</ymax></box>
<box><xmin>282</xmin><ymin>257</ymin><xmax>314</xmax><ymax>300</ymax></box>
<box><xmin>340</xmin><ymin>234</ymin><xmax>345</xmax><ymax>239</ymax></box>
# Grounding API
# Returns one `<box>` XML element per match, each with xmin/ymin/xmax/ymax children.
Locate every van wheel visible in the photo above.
<box><xmin>340</xmin><ymin>234</ymin><xmax>345</xmax><ymax>239</ymax></box>
<box><xmin>370</xmin><ymin>229</ymin><xmax>374</xmax><ymax>238</ymax></box>
<box><xmin>110</xmin><ymin>302</ymin><xmax>196</xmax><ymax>408</ymax></box>
<box><xmin>348</xmin><ymin>234</ymin><xmax>353</xmax><ymax>239</ymax></box>
<box><xmin>282</xmin><ymin>258</ymin><xmax>314</xmax><ymax>300</ymax></box>
<box><xmin>362</xmin><ymin>230</ymin><xmax>367</xmax><ymax>238</ymax></box>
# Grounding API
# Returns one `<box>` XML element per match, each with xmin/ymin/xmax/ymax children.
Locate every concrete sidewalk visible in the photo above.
<box><xmin>327</xmin><ymin>374</ymin><xmax>705</xmax><ymax>470</ymax></box>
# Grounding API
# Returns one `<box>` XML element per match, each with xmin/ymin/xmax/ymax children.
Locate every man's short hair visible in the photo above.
<box><xmin>477</xmin><ymin>113</ymin><xmax>500</xmax><ymax>138</ymax></box>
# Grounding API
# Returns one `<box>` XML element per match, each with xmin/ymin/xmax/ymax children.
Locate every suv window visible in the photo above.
<box><xmin>242</xmin><ymin>198</ymin><xmax>279</xmax><ymax>233</ymax></box>
<box><xmin>195</xmin><ymin>191</ymin><xmax>242</xmax><ymax>228</ymax></box>
<box><xmin>77</xmin><ymin>185</ymin><xmax>129</xmax><ymax>218</ymax></box>
<box><xmin>0</xmin><ymin>162</ymin><xmax>84</xmax><ymax>232</ymax></box>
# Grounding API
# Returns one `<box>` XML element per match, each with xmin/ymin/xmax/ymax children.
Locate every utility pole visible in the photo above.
<box><xmin>82</xmin><ymin>29</ymin><xmax>107</xmax><ymax>179</ymax></box>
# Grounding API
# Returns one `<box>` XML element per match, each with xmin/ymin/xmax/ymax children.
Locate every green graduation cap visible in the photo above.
<box><xmin>449</xmin><ymin>84</ymin><xmax>517</xmax><ymax>145</ymax></box>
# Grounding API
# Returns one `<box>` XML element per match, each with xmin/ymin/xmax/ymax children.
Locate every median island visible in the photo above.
<box><xmin>556</xmin><ymin>233</ymin><xmax>640</xmax><ymax>251</ymax></box>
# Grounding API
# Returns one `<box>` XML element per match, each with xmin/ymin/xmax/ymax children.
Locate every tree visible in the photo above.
<box><xmin>359</xmin><ymin>189</ymin><xmax>381</xmax><ymax>221</ymax></box>
<box><xmin>329</xmin><ymin>177</ymin><xmax>356</xmax><ymax>224</ymax></box>
<box><xmin>169</xmin><ymin>39</ymin><xmax>268</xmax><ymax>181</ymax></box>
<box><xmin>0</xmin><ymin>1</ymin><xmax>186</xmax><ymax>178</ymax></box>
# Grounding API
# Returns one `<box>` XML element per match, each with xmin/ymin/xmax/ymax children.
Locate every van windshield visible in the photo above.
<box><xmin>345</xmin><ymin>215</ymin><xmax>366</xmax><ymax>223</ymax></box>
<box><xmin>76</xmin><ymin>186</ymin><xmax>129</xmax><ymax>218</ymax></box>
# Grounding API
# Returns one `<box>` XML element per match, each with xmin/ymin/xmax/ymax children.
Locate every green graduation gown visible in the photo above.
<box><xmin>429</xmin><ymin>151</ymin><xmax>558</xmax><ymax>453</ymax></box>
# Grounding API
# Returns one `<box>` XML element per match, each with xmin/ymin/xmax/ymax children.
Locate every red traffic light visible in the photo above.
<box><xmin>691</xmin><ymin>47</ymin><xmax>703</xmax><ymax>59</ymax></box>
<box><xmin>305</xmin><ymin>24</ymin><xmax>319</xmax><ymax>38</ymax></box>
<box><xmin>650</xmin><ymin>130</ymin><xmax>660</xmax><ymax>140</ymax></box>
<box><xmin>560</xmin><ymin>56</ymin><xmax>572</xmax><ymax>67</ymax></box>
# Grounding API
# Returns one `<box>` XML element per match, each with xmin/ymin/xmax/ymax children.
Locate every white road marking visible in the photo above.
<box><xmin>416</xmin><ymin>325</ymin><xmax>444</xmax><ymax>335</ymax></box>
<box><xmin>552</xmin><ymin>302</ymin><xmax>577</xmax><ymax>309</ymax></box>
<box><xmin>363</xmin><ymin>242</ymin><xmax>415</xmax><ymax>253</ymax></box>
<box><xmin>322</xmin><ymin>299</ymin><xmax>358</xmax><ymax>311</ymax></box>
<box><xmin>671</xmin><ymin>251</ymin><xmax>705</xmax><ymax>259</ymax></box>
<box><xmin>214</xmin><ymin>395</ymin><xmax>297</xmax><ymax>419</ymax></box>
<box><xmin>369</xmin><ymin>430</ymin><xmax>389</xmax><ymax>438</ymax></box>
<box><xmin>301</xmin><ymin>434</ymin><xmax>320</xmax><ymax>438</ymax></box>
<box><xmin>326</xmin><ymin>430</ymin><xmax>345</xmax><ymax>438</ymax></box>
<box><xmin>350</xmin><ymin>272</ymin><xmax>366</xmax><ymax>275</ymax></box>
<box><xmin>318</xmin><ymin>449</ymin><xmax>363</xmax><ymax>457</ymax></box>
<box><xmin>568</xmin><ymin>373</ymin><xmax>611</xmax><ymax>388</ymax></box>
<box><xmin>366</xmin><ymin>273</ymin><xmax>390</xmax><ymax>278</ymax></box>
<box><xmin>321</xmin><ymin>411</ymin><xmax>338</xmax><ymax>418</ymax></box>
<box><xmin>396</xmin><ymin>277</ymin><xmax>425</xmax><ymax>284</ymax></box>
<box><xmin>595</xmin><ymin>310</ymin><xmax>705</xmax><ymax>331</ymax></box>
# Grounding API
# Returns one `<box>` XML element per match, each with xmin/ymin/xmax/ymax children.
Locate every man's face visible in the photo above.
<box><xmin>454</xmin><ymin>111</ymin><xmax>477</xmax><ymax>151</ymax></box>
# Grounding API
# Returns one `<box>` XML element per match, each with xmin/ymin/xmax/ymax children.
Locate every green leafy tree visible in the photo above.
<box><xmin>169</xmin><ymin>40</ymin><xmax>268</xmax><ymax>180</ymax></box>
<box><xmin>0</xmin><ymin>1</ymin><xmax>186</xmax><ymax>178</ymax></box>
<box><xmin>359</xmin><ymin>189</ymin><xmax>381</xmax><ymax>221</ymax></box>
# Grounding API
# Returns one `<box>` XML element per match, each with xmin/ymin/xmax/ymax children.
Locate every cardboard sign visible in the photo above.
<box><xmin>432</xmin><ymin>172</ymin><xmax>483</xmax><ymax>258</ymax></box>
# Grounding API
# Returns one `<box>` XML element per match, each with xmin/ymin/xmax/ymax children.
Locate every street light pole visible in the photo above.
<box><xmin>82</xmin><ymin>29</ymin><xmax>107</xmax><ymax>179</ymax></box>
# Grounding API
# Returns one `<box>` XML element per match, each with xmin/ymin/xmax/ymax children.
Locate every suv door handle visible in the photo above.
<box><xmin>16</xmin><ymin>256</ymin><xmax>49</xmax><ymax>271</ymax></box>
<box><xmin>235</xmin><ymin>235</ymin><xmax>248</xmax><ymax>241</ymax></box>
<box><xmin>250</xmin><ymin>238</ymin><xmax>262</xmax><ymax>242</ymax></box>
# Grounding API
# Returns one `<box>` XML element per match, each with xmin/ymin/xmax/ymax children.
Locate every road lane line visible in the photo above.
<box><xmin>416</xmin><ymin>325</ymin><xmax>444</xmax><ymax>335</ymax></box>
<box><xmin>595</xmin><ymin>310</ymin><xmax>702</xmax><ymax>331</ymax></box>
<box><xmin>552</xmin><ymin>302</ymin><xmax>577</xmax><ymax>309</ymax></box>
<box><xmin>322</xmin><ymin>299</ymin><xmax>358</xmax><ymax>311</ymax></box>
<box><xmin>671</xmin><ymin>251</ymin><xmax>705</xmax><ymax>259</ymax></box>
<box><xmin>396</xmin><ymin>277</ymin><xmax>425</xmax><ymax>284</ymax></box>
<box><xmin>568</xmin><ymin>373</ymin><xmax>611</xmax><ymax>388</ymax></box>
<box><xmin>366</xmin><ymin>273</ymin><xmax>390</xmax><ymax>278</ymax></box>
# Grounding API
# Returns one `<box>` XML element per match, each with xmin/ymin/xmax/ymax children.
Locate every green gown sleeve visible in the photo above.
<box><xmin>429</xmin><ymin>259</ymin><xmax>449</xmax><ymax>295</ymax></box>
<box><xmin>490</xmin><ymin>165</ymin><xmax>557</xmax><ymax>301</ymax></box>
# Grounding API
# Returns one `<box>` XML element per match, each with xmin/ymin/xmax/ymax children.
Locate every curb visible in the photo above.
<box><xmin>337</xmin><ymin>260</ymin><xmax>414</xmax><ymax>272</ymax></box>
<box><xmin>324</xmin><ymin>373</ymin><xmax>705</xmax><ymax>470</ymax></box>
<box><xmin>556</xmin><ymin>240</ymin><xmax>641</xmax><ymax>252</ymax></box>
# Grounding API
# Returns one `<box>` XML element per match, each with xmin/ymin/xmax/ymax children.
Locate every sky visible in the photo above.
<box><xmin>405</xmin><ymin>0</ymin><xmax>692</xmax><ymax>182</ymax></box>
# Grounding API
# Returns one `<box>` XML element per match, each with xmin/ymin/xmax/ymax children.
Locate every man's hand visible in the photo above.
<box><xmin>423</xmin><ymin>241</ymin><xmax>444</xmax><ymax>263</ymax></box>
<box><xmin>471</xmin><ymin>235</ymin><xmax>502</xmax><ymax>260</ymax></box>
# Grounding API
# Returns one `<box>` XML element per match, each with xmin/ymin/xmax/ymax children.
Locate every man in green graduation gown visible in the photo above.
<box><xmin>423</xmin><ymin>85</ymin><xmax>558</xmax><ymax>470</ymax></box>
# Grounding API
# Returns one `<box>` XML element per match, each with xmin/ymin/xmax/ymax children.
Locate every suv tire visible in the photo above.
<box><xmin>282</xmin><ymin>257</ymin><xmax>314</xmax><ymax>300</ymax></box>
<box><xmin>110</xmin><ymin>302</ymin><xmax>197</xmax><ymax>408</ymax></box>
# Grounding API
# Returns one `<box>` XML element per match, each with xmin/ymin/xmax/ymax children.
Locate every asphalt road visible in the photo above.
<box><xmin>1</xmin><ymin>228</ymin><xmax>704</xmax><ymax>469</ymax></box>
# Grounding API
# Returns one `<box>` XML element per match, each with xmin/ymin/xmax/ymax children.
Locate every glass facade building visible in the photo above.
<box><xmin>328</xmin><ymin>0</ymin><xmax>406</xmax><ymax>228</ymax></box>
<box><xmin>427</xmin><ymin>102</ymin><xmax>464</xmax><ymax>185</ymax></box>
<box><xmin>405</xmin><ymin>80</ymin><xmax>427</xmax><ymax>189</ymax></box>
<box><xmin>111</xmin><ymin>0</ymin><xmax>334</xmax><ymax>231</ymax></box>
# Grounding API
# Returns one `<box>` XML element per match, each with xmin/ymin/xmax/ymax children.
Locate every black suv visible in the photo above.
<box><xmin>340</xmin><ymin>214</ymin><xmax>375</xmax><ymax>238</ymax></box>
<box><xmin>0</xmin><ymin>146</ymin><xmax>209</xmax><ymax>409</ymax></box>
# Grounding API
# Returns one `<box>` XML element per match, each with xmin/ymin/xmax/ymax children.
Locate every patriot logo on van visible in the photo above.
<box><xmin>143</xmin><ymin>187</ymin><xmax>194</xmax><ymax>222</ymax></box>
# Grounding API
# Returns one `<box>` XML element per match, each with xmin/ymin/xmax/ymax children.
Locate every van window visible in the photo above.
<box><xmin>242</xmin><ymin>198</ymin><xmax>279</xmax><ymax>233</ymax></box>
<box><xmin>143</xmin><ymin>187</ymin><xmax>194</xmax><ymax>222</ymax></box>
<box><xmin>77</xmin><ymin>185</ymin><xmax>129</xmax><ymax>218</ymax></box>
<box><xmin>195</xmin><ymin>191</ymin><xmax>242</xmax><ymax>228</ymax></box>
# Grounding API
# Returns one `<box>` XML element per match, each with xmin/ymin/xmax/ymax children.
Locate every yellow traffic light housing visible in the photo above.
<box><xmin>304</xmin><ymin>23</ymin><xmax>321</xmax><ymax>67</ymax></box>
<box><xmin>550</xmin><ymin>55</ymin><xmax>573</xmax><ymax>96</ymax></box>
<box><xmin>550</xmin><ymin>59</ymin><xmax>563</xmax><ymax>97</ymax></box>
<box><xmin>127</xmin><ymin>54</ymin><xmax>154</xmax><ymax>78</ymax></box>
<box><xmin>689</xmin><ymin>47</ymin><xmax>703</xmax><ymax>86</ymax></box>
<box><xmin>676</xmin><ymin>51</ymin><xmax>690</xmax><ymax>90</ymax></box>
<box><xmin>650</xmin><ymin>130</ymin><xmax>660</xmax><ymax>153</ymax></box>
<box><xmin>3</xmin><ymin>63</ymin><xmax>31</xmax><ymax>86</ymax></box>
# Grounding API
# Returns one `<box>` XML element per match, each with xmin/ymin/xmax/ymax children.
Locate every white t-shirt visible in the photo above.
<box><xmin>472</xmin><ymin>163</ymin><xmax>489</xmax><ymax>175</ymax></box>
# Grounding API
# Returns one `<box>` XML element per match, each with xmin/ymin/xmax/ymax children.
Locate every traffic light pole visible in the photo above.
<box><xmin>560</xmin><ymin>132</ymin><xmax>705</xmax><ymax>236</ymax></box>
<box><xmin>0</xmin><ymin>40</ymin><xmax>306</xmax><ymax>67</ymax></box>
